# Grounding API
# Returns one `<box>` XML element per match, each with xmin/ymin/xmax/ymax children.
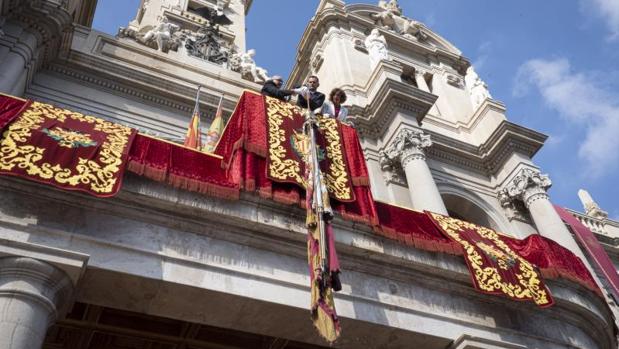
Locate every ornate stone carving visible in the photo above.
<box><xmin>379</xmin><ymin>128</ymin><xmax>432</xmax><ymax>179</ymax></box>
<box><xmin>119</xmin><ymin>16</ymin><xmax>184</xmax><ymax>53</ymax></box>
<box><xmin>353</xmin><ymin>38</ymin><xmax>368</xmax><ymax>53</ymax></box>
<box><xmin>465</xmin><ymin>66</ymin><xmax>492</xmax><ymax>110</ymax></box>
<box><xmin>311</xmin><ymin>53</ymin><xmax>324</xmax><ymax>73</ymax></box>
<box><xmin>365</xmin><ymin>29</ymin><xmax>389</xmax><ymax>69</ymax></box>
<box><xmin>370</xmin><ymin>1</ymin><xmax>427</xmax><ymax>42</ymax></box>
<box><xmin>229</xmin><ymin>49</ymin><xmax>269</xmax><ymax>83</ymax></box>
<box><xmin>446</xmin><ymin>74</ymin><xmax>464</xmax><ymax>88</ymax></box>
<box><xmin>185</xmin><ymin>22</ymin><xmax>234</xmax><ymax>65</ymax></box>
<box><xmin>499</xmin><ymin>168</ymin><xmax>552</xmax><ymax>209</ymax></box>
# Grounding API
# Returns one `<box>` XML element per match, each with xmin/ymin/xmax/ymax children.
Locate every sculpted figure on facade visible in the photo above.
<box><xmin>365</xmin><ymin>29</ymin><xmax>389</xmax><ymax>69</ymax></box>
<box><xmin>578</xmin><ymin>189</ymin><xmax>608</xmax><ymax>219</ymax></box>
<box><xmin>465</xmin><ymin>66</ymin><xmax>492</xmax><ymax>110</ymax></box>
<box><xmin>371</xmin><ymin>0</ymin><xmax>426</xmax><ymax>42</ymax></box>
<box><xmin>230</xmin><ymin>49</ymin><xmax>269</xmax><ymax>83</ymax></box>
<box><xmin>141</xmin><ymin>16</ymin><xmax>181</xmax><ymax>52</ymax></box>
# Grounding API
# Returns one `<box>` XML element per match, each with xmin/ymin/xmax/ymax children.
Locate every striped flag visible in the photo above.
<box><xmin>184</xmin><ymin>86</ymin><xmax>202</xmax><ymax>150</ymax></box>
<box><xmin>203</xmin><ymin>93</ymin><xmax>225</xmax><ymax>153</ymax></box>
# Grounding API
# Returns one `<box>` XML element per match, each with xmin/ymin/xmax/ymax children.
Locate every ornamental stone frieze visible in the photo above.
<box><xmin>498</xmin><ymin>168</ymin><xmax>552</xmax><ymax>208</ymax></box>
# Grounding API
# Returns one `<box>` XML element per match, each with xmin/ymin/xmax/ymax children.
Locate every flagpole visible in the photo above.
<box><xmin>194</xmin><ymin>85</ymin><xmax>202</xmax><ymax>147</ymax></box>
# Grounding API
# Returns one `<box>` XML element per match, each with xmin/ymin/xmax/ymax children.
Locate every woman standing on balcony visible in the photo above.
<box><xmin>321</xmin><ymin>88</ymin><xmax>349</xmax><ymax>123</ymax></box>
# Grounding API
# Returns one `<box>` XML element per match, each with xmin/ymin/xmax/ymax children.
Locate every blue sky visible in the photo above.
<box><xmin>93</xmin><ymin>0</ymin><xmax>619</xmax><ymax>218</ymax></box>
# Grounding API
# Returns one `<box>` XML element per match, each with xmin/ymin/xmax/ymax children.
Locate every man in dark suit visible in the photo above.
<box><xmin>261</xmin><ymin>75</ymin><xmax>296</xmax><ymax>101</ymax></box>
<box><xmin>296</xmin><ymin>75</ymin><xmax>325</xmax><ymax>111</ymax></box>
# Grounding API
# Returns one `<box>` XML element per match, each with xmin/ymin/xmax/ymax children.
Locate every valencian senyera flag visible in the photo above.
<box><xmin>203</xmin><ymin>93</ymin><xmax>225</xmax><ymax>153</ymax></box>
<box><xmin>184</xmin><ymin>86</ymin><xmax>202</xmax><ymax>150</ymax></box>
<box><xmin>300</xmin><ymin>108</ymin><xmax>342</xmax><ymax>343</ymax></box>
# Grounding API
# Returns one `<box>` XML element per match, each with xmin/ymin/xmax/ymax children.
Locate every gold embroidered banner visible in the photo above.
<box><xmin>265</xmin><ymin>96</ymin><xmax>354</xmax><ymax>202</ymax></box>
<box><xmin>428</xmin><ymin>212</ymin><xmax>554</xmax><ymax>307</ymax></box>
<box><xmin>0</xmin><ymin>99</ymin><xmax>136</xmax><ymax>197</ymax></box>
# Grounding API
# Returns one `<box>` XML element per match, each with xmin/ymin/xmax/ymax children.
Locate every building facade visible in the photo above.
<box><xmin>0</xmin><ymin>0</ymin><xmax>617</xmax><ymax>348</ymax></box>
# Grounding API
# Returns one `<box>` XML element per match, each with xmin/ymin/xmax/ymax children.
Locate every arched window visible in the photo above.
<box><xmin>442</xmin><ymin>193</ymin><xmax>500</xmax><ymax>231</ymax></box>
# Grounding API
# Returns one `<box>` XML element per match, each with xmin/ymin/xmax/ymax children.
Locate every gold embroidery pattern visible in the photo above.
<box><xmin>430</xmin><ymin>213</ymin><xmax>551</xmax><ymax>306</ymax></box>
<box><xmin>42</xmin><ymin>126</ymin><xmax>97</xmax><ymax>148</ymax></box>
<box><xmin>265</xmin><ymin>96</ymin><xmax>305</xmax><ymax>186</ymax></box>
<box><xmin>265</xmin><ymin>97</ymin><xmax>353</xmax><ymax>200</ymax></box>
<box><xmin>0</xmin><ymin>101</ymin><xmax>133</xmax><ymax>194</ymax></box>
<box><xmin>318</xmin><ymin>117</ymin><xmax>351</xmax><ymax>200</ymax></box>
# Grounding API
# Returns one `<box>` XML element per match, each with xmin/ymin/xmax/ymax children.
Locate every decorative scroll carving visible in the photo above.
<box><xmin>446</xmin><ymin>74</ymin><xmax>464</xmax><ymax>88</ymax></box>
<box><xmin>379</xmin><ymin>128</ymin><xmax>431</xmax><ymax>183</ymax></box>
<box><xmin>499</xmin><ymin>168</ymin><xmax>552</xmax><ymax>210</ymax></box>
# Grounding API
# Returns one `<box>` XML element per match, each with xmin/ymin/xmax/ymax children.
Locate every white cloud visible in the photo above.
<box><xmin>473</xmin><ymin>41</ymin><xmax>492</xmax><ymax>71</ymax></box>
<box><xmin>582</xmin><ymin>0</ymin><xmax>619</xmax><ymax>40</ymax></box>
<box><xmin>514</xmin><ymin>58</ymin><xmax>619</xmax><ymax>178</ymax></box>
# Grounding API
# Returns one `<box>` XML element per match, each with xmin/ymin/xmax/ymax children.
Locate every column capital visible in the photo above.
<box><xmin>379</xmin><ymin>128</ymin><xmax>432</xmax><ymax>171</ymax></box>
<box><xmin>499</xmin><ymin>168</ymin><xmax>552</xmax><ymax>208</ymax></box>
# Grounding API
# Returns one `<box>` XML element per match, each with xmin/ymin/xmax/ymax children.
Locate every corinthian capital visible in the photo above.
<box><xmin>379</xmin><ymin>128</ymin><xmax>432</xmax><ymax>171</ymax></box>
<box><xmin>498</xmin><ymin>168</ymin><xmax>552</xmax><ymax>208</ymax></box>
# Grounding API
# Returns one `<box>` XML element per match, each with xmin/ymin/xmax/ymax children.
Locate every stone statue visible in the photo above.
<box><xmin>378</xmin><ymin>0</ymin><xmax>402</xmax><ymax>16</ymax></box>
<box><xmin>364</xmin><ymin>29</ymin><xmax>389</xmax><ymax>69</ymax></box>
<box><xmin>142</xmin><ymin>17</ymin><xmax>180</xmax><ymax>52</ymax></box>
<box><xmin>465</xmin><ymin>67</ymin><xmax>491</xmax><ymax>110</ymax></box>
<box><xmin>578</xmin><ymin>189</ymin><xmax>608</xmax><ymax>219</ymax></box>
<box><xmin>371</xmin><ymin>1</ymin><xmax>426</xmax><ymax>41</ymax></box>
<box><xmin>230</xmin><ymin>49</ymin><xmax>269</xmax><ymax>83</ymax></box>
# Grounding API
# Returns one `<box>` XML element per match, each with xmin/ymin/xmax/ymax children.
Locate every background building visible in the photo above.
<box><xmin>0</xmin><ymin>0</ymin><xmax>617</xmax><ymax>348</ymax></box>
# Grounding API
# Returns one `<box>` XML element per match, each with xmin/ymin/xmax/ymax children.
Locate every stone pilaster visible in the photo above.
<box><xmin>0</xmin><ymin>257</ymin><xmax>74</xmax><ymax>349</ymax></box>
<box><xmin>0</xmin><ymin>0</ymin><xmax>73</xmax><ymax>95</ymax></box>
<box><xmin>499</xmin><ymin>168</ymin><xmax>585</xmax><ymax>259</ymax></box>
<box><xmin>380</xmin><ymin>128</ymin><xmax>448</xmax><ymax>214</ymax></box>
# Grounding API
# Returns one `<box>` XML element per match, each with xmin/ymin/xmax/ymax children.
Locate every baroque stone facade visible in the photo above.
<box><xmin>0</xmin><ymin>0</ymin><xmax>617</xmax><ymax>348</ymax></box>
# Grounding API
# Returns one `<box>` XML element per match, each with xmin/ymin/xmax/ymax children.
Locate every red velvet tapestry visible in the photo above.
<box><xmin>127</xmin><ymin>134</ymin><xmax>240</xmax><ymax>200</ymax></box>
<box><xmin>263</xmin><ymin>96</ymin><xmax>354</xmax><ymax>202</ymax></box>
<box><xmin>0</xmin><ymin>96</ymin><xmax>136</xmax><ymax>197</ymax></box>
<box><xmin>214</xmin><ymin>91</ymin><xmax>378</xmax><ymax>226</ymax></box>
<box><xmin>427</xmin><ymin>212</ymin><xmax>554</xmax><ymax>307</ymax></box>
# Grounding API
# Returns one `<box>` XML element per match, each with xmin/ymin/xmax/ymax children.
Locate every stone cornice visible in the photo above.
<box><xmin>424</xmin><ymin>121</ymin><xmax>547</xmax><ymax>176</ymax></box>
<box><xmin>351</xmin><ymin>71</ymin><xmax>438</xmax><ymax>139</ymax></box>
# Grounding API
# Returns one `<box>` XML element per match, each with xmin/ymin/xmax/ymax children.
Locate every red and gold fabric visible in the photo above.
<box><xmin>0</xmin><ymin>96</ymin><xmax>136</xmax><ymax>197</ymax></box>
<box><xmin>427</xmin><ymin>212</ymin><xmax>554</xmax><ymax>307</ymax></box>
<box><xmin>264</xmin><ymin>96</ymin><xmax>354</xmax><ymax>202</ymax></box>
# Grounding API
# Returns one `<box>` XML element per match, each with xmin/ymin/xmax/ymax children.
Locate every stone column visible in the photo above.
<box><xmin>0</xmin><ymin>257</ymin><xmax>75</xmax><ymax>349</ymax></box>
<box><xmin>499</xmin><ymin>168</ymin><xmax>585</xmax><ymax>259</ymax></box>
<box><xmin>0</xmin><ymin>22</ymin><xmax>37</xmax><ymax>95</ymax></box>
<box><xmin>380</xmin><ymin>128</ymin><xmax>448</xmax><ymax>214</ymax></box>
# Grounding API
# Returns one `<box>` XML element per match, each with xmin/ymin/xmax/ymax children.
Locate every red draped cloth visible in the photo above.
<box><xmin>503</xmin><ymin>233</ymin><xmax>601</xmax><ymax>295</ymax></box>
<box><xmin>0</xmin><ymin>96</ymin><xmax>136</xmax><ymax>197</ymax></box>
<box><xmin>214</xmin><ymin>91</ymin><xmax>379</xmax><ymax>225</ymax></box>
<box><xmin>427</xmin><ymin>212</ymin><xmax>554</xmax><ymax>307</ymax></box>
